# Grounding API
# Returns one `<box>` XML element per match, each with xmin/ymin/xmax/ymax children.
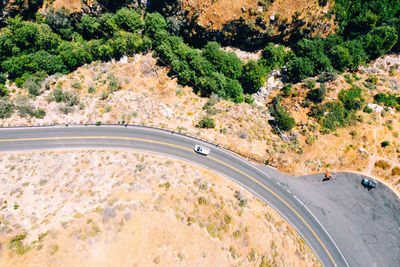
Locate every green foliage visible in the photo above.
<box><xmin>197</xmin><ymin>116</ymin><xmax>215</xmax><ymax>129</ymax></box>
<box><xmin>307</xmin><ymin>85</ymin><xmax>326</xmax><ymax>104</ymax></box>
<box><xmin>286</xmin><ymin>57</ymin><xmax>314</xmax><ymax>82</ymax></box>
<box><xmin>381</xmin><ymin>140</ymin><xmax>390</xmax><ymax>147</ymax></box>
<box><xmin>0</xmin><ymin>98</ymin><xmax>14</xmax><ymax>118</ymax></box>
<box><xmin>280</xmin><ymin>84</ymin><xmax>292</xmax><ymax>97</ymax></box>
<box><xmin>269</xmin><ymin>105</ymin><xmax>296</xmax><ymax>132</ymax></box>
<box><xmin>241</xmin><ymin>60</ymin><xmax>267</xmax><ymax>94</ymax></box>
<box><xmin>115</xmin><ymin>8</ymin><xmax>144</xmax><ymax>33</ymax></box>
<box><xmin>202</xmin><ymin>42</ymin><xmax>243</xmax><ymax>79</ymax></box>
<box><xmin>364</xmin><ymin>26</ymin><xmax>398</xmax><ymax>59</ymax></box>
<box><xmin>0</xmin><ymin>84</ymin><xmax>9</xmax><ymax>97</ymax></box>
<box><xmin>338</xmin><ymin>86</ymin><xmax>365</xmax><ymax>110</ymax></box>
<box><xmin>321</xmin><ymin>101</ymin><xmax>349</xmax><ymax>130</ymax></box>
<box><xmin>261</xmin><ymin>42</ymin><xmax>291</xmax><ymax>69</ymax></box>
<box><xmin>77</xmin><ymin>15</ymin><xmax>100</xmax><ymax>39</ymax></box>
<box><xmin>374</xmin><ymin>92</ymin><xmax>400</xmax><ymax>108</ymax></box>
<box><xmin>145</xmin><ymin>12</ymin><xmax>167</xmax><ymax>37</ymax></box>
<box><xmin>0</xmin><ymin>74</ymin><xmax>7</xmax><ymax>84</ymax></box>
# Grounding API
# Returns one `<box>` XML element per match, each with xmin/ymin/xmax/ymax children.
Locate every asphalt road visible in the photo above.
<box><xmin>0</xmin><ymin>125</ymin><xmax>399</xmax><ymax>267</ymax></box>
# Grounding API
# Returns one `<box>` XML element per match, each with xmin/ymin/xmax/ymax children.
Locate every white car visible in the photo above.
<box><xmin>194</xmin><ymin>145</ymin><xmax>210</xmax><ymax>156</ymax></box>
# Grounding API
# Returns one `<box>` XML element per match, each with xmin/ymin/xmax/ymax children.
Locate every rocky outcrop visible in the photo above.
<box><xmin>0</xmin><ymin>0</ymin><xmax>43</xmax><ymax>22</ymax></box>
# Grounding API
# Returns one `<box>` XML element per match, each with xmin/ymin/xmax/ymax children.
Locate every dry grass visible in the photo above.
<box><xmin>0</xmin><ymin>151</ymin><xmax>320</xmax><ymax>266</ymax></box>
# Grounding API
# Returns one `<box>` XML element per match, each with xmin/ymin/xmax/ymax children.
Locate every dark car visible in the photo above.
<box><xmin>361</xmin><ymin>178</ymin><xmax>376</xmax><ymax>190</ymax></box>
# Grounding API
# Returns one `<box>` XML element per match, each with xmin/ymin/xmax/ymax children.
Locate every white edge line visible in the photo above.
<box><xmin>293</xmin><ymin>195</ymin><xmax>349</xmax><ymax>267</ymax></box>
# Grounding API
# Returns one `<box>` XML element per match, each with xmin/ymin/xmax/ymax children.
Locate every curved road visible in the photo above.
<box><xmin>0</xmin><ymin>125</ymin><xmax>398</xmax><ymax>266</ymax></box>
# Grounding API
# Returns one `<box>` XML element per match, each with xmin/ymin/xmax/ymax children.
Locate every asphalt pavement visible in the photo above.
<box><xmin>0</xmin><ymin>125</ymin><xmax>399</xmax><ymax>267</ymax></box>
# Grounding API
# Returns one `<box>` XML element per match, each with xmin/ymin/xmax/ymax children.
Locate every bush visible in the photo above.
<box><xmin>197</xmin><ymin>116</ymin><xmax>215</xmax><ymax>128</ymax></box>
<box><xmin>307</xmin><ymin>84</ymin><xmax>326</xmax><ymax>103</ymax></box>
<box><xmin>281</xmin><ymin>84</ymin><xmax>292</xmax><ymax>97</ymax></box>
<box><xmin>364</xmin><ymin>106</ymin><xmax>373</xmax><ymax>113</ymax></box>
<box><xmin>0</xmin><ymin>84</ymin><xmax>9</xmax><ymax>97</ymax></box>
<box><xmin>51</xmin><ymin>88</ymin><xmax>79</xmax><ymax>106</ymax></box>
<box><xmin>381</xmin><ymin>140</ymin><xmax>390</xmax><ymax>147</ymax></box>
<box><xmin>270</xmin><ymin>105</ymin><xmax>296</xmax><ymax>132</ymax></box>
<box><xmin>317</xmin><ymin>71</ymin><xmax>338</xmax><ymax>83</ymax></box>
<box><xmin>0</xmin><ymin>98</ymin><xmax>14</xmax><ymax>118</ymax></box>
<box><xmin>241</xmin><ymin>60</ymin><xmax>267</xmax><ymax>94</ymax></box>
<box><xmin>0</xmin><ymin>73</ymin><xmax>7</xmax><ymax>84</ymax></box>
<box><xmin>24</xmin><ymin>75</ymin><xmax>45</xmax><ymax>96</ymax></box>
<box><xmin>202</xmin><ymin>42</ymin><xmax>243</xmax><ymax>79</ymax></box>
<box><xmin>286</xmin><ymin>57</ymin><xmax>315</xmax><ymax>82</ymax></box>
<box><xmin>338</xmin><ymin>86</ymin><xmax>365</xmax><ymax>110</ymax></box>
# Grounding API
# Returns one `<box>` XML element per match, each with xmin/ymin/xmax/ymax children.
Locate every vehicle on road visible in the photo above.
<box><xmin>361</xmin><ymin>178</ymin><xmax>376</xmax><ymax>190</ymax></box>
<box><xmin>194</xmin><ymin>145</ymin><xmax>210</xmax><ymax>156</ymax></box>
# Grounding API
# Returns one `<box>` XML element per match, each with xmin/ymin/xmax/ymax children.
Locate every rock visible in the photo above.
<box><xmin>366</xmin><ymin>103</ymin><xmax>384</xmax><ymax>113</ymax></box>
<box><xmin>270</xmin><ymin>15</ymin><xmax>275</xmax><ymax>21</ymax></box>
<box><xmin>238</xmin><ymin>131</ymin><xmax>249</xmax><ymax>139</ymax></box>
<box><xmin>119</xmin><ymin>55</ymin><xmax>128</xmax><ymax>64</ymax></box>
<box><xmin>241</xmin><ymin>6</ymin><xmax>246</xmax><ymax>12</ymax></box>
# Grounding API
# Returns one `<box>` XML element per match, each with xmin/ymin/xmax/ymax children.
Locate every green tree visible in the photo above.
<box><xmin>202</xmin><ymin>42</ymin><xmax>243</xmax><ymax>79</ymax></box>
<box><xmin>77</xmin><ymin>15</ymin><xmax>100</xmax><ymax>39</ymax></box>
<box><xmin>241</xmin><ymin>60</ymin><xmax>267</xmax><ymax>94</ymax></box>
<box><xmin>58</xmin><ymin>41</ymin><xmax>92</xmax><ymax>71</ymax></box>
<box><xmin>37</xmin><ymin>23</ymin><xmax>61</xmax><ymax>52</ymax></box>
<box><xmin>286</xmin><ymin>57</ymin><xmax>315</xmax><ymax>82</ymax></box>
<box><xmin>0</xmin><ymin>97</ymin><xmax>14</xmax><ymax>118</ymax></box>
<box><xmin>115</xmin><ymin>8</ymin><xmax>144</xmax><ymax>33</ymax></box>
<box><xmin>145</xmin><ymin>12</ymin><xmax>167</xmax><ymax>37</ymax></box>
<box><xmin>364</xmin><ymin>26</ymin><xmax>398</xmax><ymax>59</ymax></box>
<box><xmin>329</xmin><ymin>45</ymin><xmax>351</xmax><ymax>72</ymax></box>
<box><xmin>261</xmin><ymin>42</ymin><xmax>289</xmax><ymax>69</ymax></box>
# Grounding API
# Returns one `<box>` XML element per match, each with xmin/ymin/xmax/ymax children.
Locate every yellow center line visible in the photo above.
<box><xmin>0</xmin><ymin>135</ymin><xmax>336</xmax><ymax>266</ymax></box>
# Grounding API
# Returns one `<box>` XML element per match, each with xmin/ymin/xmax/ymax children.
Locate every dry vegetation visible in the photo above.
<box><xmin>181</xmin><ymin>0</ymin><xmax>336</xmax><ymax>37</ymax></box>
<box><xmin>1</xmin><ymin>53</ymin><xmax>400</xmax><ymax>197</ymax></box>
<box><xmin>0</xmin><ymin>151</ymin><xmax>320</xmax><ymax>266</ymax></box>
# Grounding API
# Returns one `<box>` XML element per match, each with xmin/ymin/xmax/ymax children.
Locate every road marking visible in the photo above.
<box><xmin>0</xmin><ymin>135</ymin><xmax>337</xmax><ymax>267</ymax></box>
<box><xmin>293</xmin><ymin>195</ymin><xmax>349</xmax><ymax>267</ymax></box>
<box><xmin>208</xmin><ymin>156</ymin><xmax>337</xmax><ymax>267</ymax></box>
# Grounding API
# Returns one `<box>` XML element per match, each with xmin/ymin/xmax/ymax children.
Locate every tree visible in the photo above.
<box><xmin>77</xmin><ymin>15</ymin><xmax>100</xmax><ymax>39</ymax></box>
<box><xmin>241</xmin><ymin>60</ymin><xmax>267</xmax><ymax>94</ymax></box>
<box><xmin>13</xmin><ymin>21</ymin><xmax>39</xmax><ymax>51</ymax></box>
<box><xmin>37</xmin><ymin>23</ymin><xmax>61</xmax><ymax>52</ymax></box>
<box><xmin>115</xmin><ymin>8</ymin><xmax>144</xmax><ymax>33</ymax></box>
<box><xmin>329</xmin><ymin>45</ymin><xmax>351</xmax><ymax>72</ymax></box>
<box><xmin>0</xmin><ymin>97</ymin><xmax>14</xmax><ymax>118</ymax></box>
<box><xmin>58</xmin><ymin>41</ymin><xmax>92</xmax><ymax>71</ymax></box>
<box><xmin>145</xmin><ymin>12</ymin><xmax>167</xmax><ymax>37</ymax></box>
<box><xmin>261</xmin><ymin>42</ymin><xmax>289</xmax><ymax>69</ymax></box>
<box><xmin>364</xmin><ymin>26</ymin><xmax>398</xmax><ymax>59</ymax></box>
<box><xmin>202</xmin><ymin>42</ymin><xmax>243</xmax><ymax>79</ymax></box>
<box><xmin>286</xmin><ymin>57</ymin><xmax>315</xmax><ymax>82</ymax></box>
<box><xmin>99</xmin><ymin>13</ymin><xmax>118</xmax><ymax>37</ymax></box>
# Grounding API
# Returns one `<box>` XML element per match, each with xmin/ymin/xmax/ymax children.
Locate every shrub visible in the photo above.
<box><xmin>364</xmin><ymin>106</ymin><xmax>373</xmax><ymax>113</ymax></box>
<box><xmin>241</xmin><ymin>60</ymin><xmax>267</xmax><ymax>94</ymax></box>
<box><xmin>0</xmin><ymin>98</ymin><xmax>14</xmax><ymax>118</ymax></box>
<box><xmin>281</xmin><ymin>84</ymin><xmax>292</xmax><ymax>97</ymax></box>
<box><xmin>24</xmin><ymin>75</ymin><xmax>45</xmax><ymax>96</ymax></box>
<box><xmin>286</xmin><ymin>57</ymin><xmax>315</xmax><ymax>82</ymax></box>
<box><xmin>381</xmin><ymin>140</ymin><xmax>390</xmax><ymax>147</ymax></box>
<box><xmin>305</xmin><ymin>80</ymin><xmax>316</xmax><ymax>89</ymax></box>
<box><xmin>375</xmin><ymin>160</ymin><xmax>390</xmax><ymax>170</ymax></box>
<box><xmin>0</xmin><ymin>73</ymin><xmax>7</xmax><ymax>84</ymax></box>
<box><xmin>317</xmin><ymin>71</ymin><xmax>338</xmax><ymax>83</ymax></box>
<box><xmin>51</xmin><ymin>88</ymin><xmax>79</xmax><ymax>106</ymax></box>
<box><xmin>338</xmin><ymin>86</ymin><xmax>365</xmax><ymax>110</ymax></box>
<box><xmin>0</xmin><ymin>84</ymin><xmax>9</xmax><ymax>97</ymax></box>
<box><xmin>307</xmin><ymin>85</ymin><xmax>326</xmax><ymax>104</ymax></box>
<box><xmin>197</xmin><ymin>116</ymin><xmax>215</xmax><ymax>129</ymax></box>
<box><xmin>270</xmin><ymin>105</ymin><xmax>296</xmax><ymax>132</ymax></box>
